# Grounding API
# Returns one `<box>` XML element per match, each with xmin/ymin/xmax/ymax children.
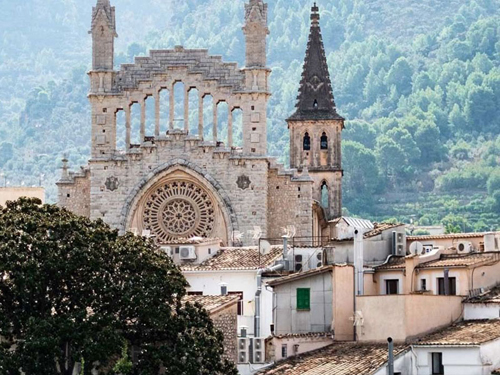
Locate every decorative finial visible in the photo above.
<box><xmin>311</xmin><ymin>2</ymin><xmax>320</xmax><ymax>23</ymax></box>
<box><xmin>61</xmin><ymin>155</ymin><xmax>70</xmax><ymax>181</ymax></box>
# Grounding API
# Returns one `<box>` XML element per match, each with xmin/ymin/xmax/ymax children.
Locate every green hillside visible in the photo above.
<box><xmin>1</xmin><ymin>0</ymin><xmax>500</xmax><ymax>231</ymax></box>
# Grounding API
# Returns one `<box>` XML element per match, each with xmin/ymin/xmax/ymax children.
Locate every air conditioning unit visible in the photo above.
<box><xmin>392</xmin><ymin>231</ymin><xmax>406</xmax><ymax>255</ymax></box>
<box><xmin>161</xmin><ymin>246</ymin><xmax>173</xmax><ymax>257</ymax></box>
<box><xmin>457</xmin><ymin>241</ymin><xmax>473</xmax><ymax>254</ymax></box>
<box><xmin>253</xmin><ymin>338</ymin><xmax>265</xmax><ymax>364</ymax></box>
<box><xmin>141</xmin><ymin>229</ymin><xmax>151</xmax><ymax>237</ymax></box>
<box><xmin>315</xmin><ymin>252</ymin><xmax>323</xmax><ymax>268</ymax></box>
<box><xmin>179</xmin><ymin>246</ymin><xmax>196</xmax><ymax>260</ymax></box>
<box><xmin>395</xmin><ymin>244</ymin><xmax>405</xmax><ymax>256</ymax></box>
<box><xmin>237</xmin><ymin>338</ymin><xmax>249</xmax><ymax>364</ymax></box>
<box><xmin>423</xmin><ymin>245</ymin><xmax>433</xmax><ymax>254</ymax></box>
<box><xmin>295</xmin><ymin>255</ymin><xmax>303</xmax><ymax>272</ymax></box>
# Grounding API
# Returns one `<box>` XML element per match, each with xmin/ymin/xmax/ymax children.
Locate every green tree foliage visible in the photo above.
<box><xmin>0</xmin><ymin>198</ymin><xmax>237</xmax><ymax>375</ymax></box>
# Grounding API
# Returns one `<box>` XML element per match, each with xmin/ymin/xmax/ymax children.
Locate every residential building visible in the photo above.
<box><xmin>183</xmin><ymin>294</ymin><xmax>240</xmax><ymax>363</ymax></box>
<box><xmin>464</xmin><ymin>285</ymin><xmax>500</xmax><ymax>320</ymax></box>
<box><xmin>0</xmin><ymin>187</ymin><xmax>45</xmax><ymax>206</ymax></box>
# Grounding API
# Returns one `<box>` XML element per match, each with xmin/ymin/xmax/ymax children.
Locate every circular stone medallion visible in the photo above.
<box><xmin>143</xmin><ymin>180</ymin><xmax>215</xmax><ymax>243</ymax></box>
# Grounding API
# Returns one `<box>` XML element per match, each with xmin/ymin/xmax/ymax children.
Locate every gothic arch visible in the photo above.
<box><xmin>119</xmin><ymin>159</ymin><xmax>238</xmax><ymax>245</ymax></box>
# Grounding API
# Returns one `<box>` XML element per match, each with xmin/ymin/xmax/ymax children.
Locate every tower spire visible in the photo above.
<box><xmin>90</xmin><ymin>0</ymin><xmax>117</xmax><ymax>71</ymax></box>
<box><xmin>288</xmin><ymin>3</ymin><xmax>343</xmax><ymax>121</ymax></box>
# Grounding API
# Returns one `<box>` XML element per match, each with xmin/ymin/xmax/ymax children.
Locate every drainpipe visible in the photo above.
<box><xmin>255</xmin><ymin>263</ymin><xmax>284</xmax><ymax>338</ymax></box>
<box><xmin>388</xmin><ymin>337</ymin><xmax>394</xmax><ymax>375</ymax></box>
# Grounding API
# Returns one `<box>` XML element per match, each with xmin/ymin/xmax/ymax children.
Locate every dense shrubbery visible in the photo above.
<box><xmin>1</xmin><ymin>0</ymin><xmax>500</xmax><ymax>229</ymax></box>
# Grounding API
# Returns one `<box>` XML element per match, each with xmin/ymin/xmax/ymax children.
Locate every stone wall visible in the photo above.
<box><xmin>57</xmin><ymin>169</ymin><xmax>91</xmax><ymax>218</ymax></box>
<box><xmin>267</xmin><ymin>163</ymin><xmax>314</xmax><ymax>243</ymax></box>
<box><xmin>211</xmin><ymin>303</ymin><xmax>238</xmax><ymax>363</ymax></box>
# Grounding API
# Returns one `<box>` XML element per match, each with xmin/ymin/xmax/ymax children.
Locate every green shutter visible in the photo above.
<box><xmin>297</xmin><ymin>288</ymin><xmax>310</xmax><ymax>310</ymax></box>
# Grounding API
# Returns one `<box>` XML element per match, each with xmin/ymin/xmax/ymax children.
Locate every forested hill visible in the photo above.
<box><xmin>1</xmin><ymin>0</ymin><xmax>500</xmax><ymax>232</ymax></box>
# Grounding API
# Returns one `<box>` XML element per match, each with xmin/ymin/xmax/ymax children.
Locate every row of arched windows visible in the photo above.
<box><xmin>303</xmin><ymin>132</ymin><xmax>328</xmax><ymax>151</ymax></box>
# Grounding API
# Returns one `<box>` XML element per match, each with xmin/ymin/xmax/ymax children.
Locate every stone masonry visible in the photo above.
<box><xmin>58</xmin><ymin>1</ymin><xmax>343</xmax><ymax>246</ymax></box>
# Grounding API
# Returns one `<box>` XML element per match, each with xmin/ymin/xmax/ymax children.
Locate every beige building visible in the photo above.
<box><xmin>0</xmin><ymin>187</ymin><xmax>45</xmax><ymax>206</ymax></box>
<box><xmin>57</xmin><ymin>0</ymin><xmax>344</xmax><ymax>247</ymax></box>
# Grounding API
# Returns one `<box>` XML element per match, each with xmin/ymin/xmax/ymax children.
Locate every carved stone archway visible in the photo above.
<box><xmin>121</xmin><ymin>160</ymin><xmax>237</xmax><ymax>245</ymax></box>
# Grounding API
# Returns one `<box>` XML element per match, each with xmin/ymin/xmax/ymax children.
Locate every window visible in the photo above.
<box><xmin>187</xmin><ymin>291</ymin><xmax>203</xmax><ymax>296</ymax></box>
<box><xmin>303</xmin><ymin>133</ymin><xmax>311</xmax><ymax>151</ymax></box>
<box><xmin>437</xmin><ymin>277</ymin><xmax>456</xmax><ymax>295</ymax></box>
<box><xmin>320</xmin><ymin>132</ymin><xmax>328</xmax><ymax>150</ymax></box>
<box><xmin>431</xmin><ymin>352</ymin><xmax>444</xmax><ymax>375</ymax></box>
<box><xmin>228</xmin><ymin>291</ymin><xmax>244</xmax><ymax>315</ymax></box>
<box><xmin>321</xmin><ymin>182</ymin><xmax>329</xmax><ymax>209</ymax></box>
<box><xmin>385</xmin><ymin>279</ymin><xmax>399</xmax><ymax>295</ymax></box>
<box><xmin>281</xmin><ymin>344</ymin><xmax>288</xmax><ymax>358</ymax></box>
<box><xmin>313</xmin><ymin>99</ymin><xmax>318</xmax><ymax>108</ymax></box>
<box><xmin>421</xmin><ymin>279</ymin><xmax>427</xmax><ymax>291</ymax></box>
<box><xmin>297</xmin><ymin>288</ymin><xmax>310</xmax><ymax>310</ymax></box>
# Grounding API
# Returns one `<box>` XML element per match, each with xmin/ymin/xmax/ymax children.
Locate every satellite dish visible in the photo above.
<box><xmin>259</xmin><ymin>240</ymin><xmax>272</xmax><ymax>255</ymax></box>
<box><xmin>409</xmin><ymin>241</ymin><xmax>424</xmax><ymax>255</ymax></box>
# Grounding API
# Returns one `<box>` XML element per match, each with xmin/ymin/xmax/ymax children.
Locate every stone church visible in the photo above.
<box><xmin>58</xmin><ymin>0</ymin><xmax>344</xmax><ymax>247</ymax></box>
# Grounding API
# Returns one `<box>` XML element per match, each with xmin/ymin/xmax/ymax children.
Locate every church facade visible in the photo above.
<box><xmin>57</xmin><ymin>0</ymin><xmax>344</xmax><ymax>247</ymax></box>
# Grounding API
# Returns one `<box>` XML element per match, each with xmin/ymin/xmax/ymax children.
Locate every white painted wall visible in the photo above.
<box><xmin>416</xmin><ymin>269</ymin><xmax>464</xmax><ymax>295</ymax></box>
<box><xmin>183</xmin><ymin>270</ymin><xmax>277</xmax><ymax>338</ymax></box>
<box><xmin>480</xmin><ymin>339</ymin><xmax>500</xmax><ymax>374</ymax></box>
<box><xmin>414</xmin><ymin>346</ymin><xmax>487</xmax><ymax>375</ymax></box>
<box><xmin>464</xmin><ymin>303</ymin><xmax>500</xmax><ymax>320</ymax></box>
<box><xmin>378</xmin><ymin>273</ymin><xmax>404</xmax><ymax>295</ymax></box>
<box><xmin>372</xmin><ymin>350</ymin><xmax>415</xmax><ymax>375</ymax></box>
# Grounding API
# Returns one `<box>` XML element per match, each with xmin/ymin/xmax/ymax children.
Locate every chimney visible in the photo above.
<box><xmin>387</xmin><ymin>337</ymin><xmax>394</xmax><ymax>375</ymax></box>
<box><xmin>220</xmin><ymin>282</ymin><xmax>228</xmax><ymax>296</ymax></box>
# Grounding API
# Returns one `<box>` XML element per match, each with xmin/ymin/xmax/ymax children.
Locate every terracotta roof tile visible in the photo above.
<box><xmin>268</xmin><ymin>266</ymin><xmax>334</xmax><ymax>287</ymax></box>
<box><xmin>414</xmin><ymin>320</ymin><xmax>500</xmax><ymax>346</ymax></box>
<box><xmin>407</xmin><ymin>232</ymin><xmax>492</xmax><ymax>241</ymax></box>
<box><xmin>163</xmin><ymin>237</ymin><xmax>220</xmax><ymax>245</ymax></box>
<box><xmin>182</xmin><ymin>294</ymin><xmax>239</xmax><ymax>313</ymax></box>
<box><xmin>416</xmin><ymin>253</ymin><xmax>500</xmax><ymax>269</ymax></box>
<box><xmin>465</xmin><ymin>285</ymin><xmax>500</xmax><ymax>304</ymax></box>
<box><xmin>374</xmin><ymin>256</ymin><xmax>406</xmax><ymax>271</ymax></box>
<box><xmin>363</xmin><ymin>223</ymin><xmax>404</xmax><ymax>239</ymax></box>
<box><xmin>273</xmin><ymin>332</ymin><xmax>333</xmax><ymax>340</ymax></box>
<box><xmin>258</xmin><ymin>343</ymin><xmax>409</xmax><ymax>375</ymax></box>
<box><xmin>181</xmin><ymin>246</ymin><xmax>283</xmax><ymax>271</ymax></box>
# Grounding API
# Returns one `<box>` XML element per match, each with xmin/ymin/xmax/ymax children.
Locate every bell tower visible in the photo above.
<box><xmin>241</xmin><ymin>0</ymin><xmax>271</xmax><ymax>156</ymax></box>
<box><xmin>89</xmin><ymin>0</ymin><xmax>118</xmax><ymax>158</ymax></box>
<box><xmin>287</xmin><ymin>3</ymin><xmax>344</xmax><ymax>220</ymax></box>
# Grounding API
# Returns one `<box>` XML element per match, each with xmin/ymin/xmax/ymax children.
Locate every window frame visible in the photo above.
<box><xmin>437</xmin><ymin>277</ymin><xmax>456</xmax><ymax>296</ymax></box>
<box><xmin>303</xmin><ymin>133</ymin><xmax>311</xmax><ymax>151</ymax></box>
<box><xmin>296</xmin><ymin>288</ymin><xmax>311</xmax><ymax>311</ymax></box>
<box><xmin>320</xmin><ymin>132</ymin><xmax>328</xmax><ymax>150</ymax></box>
<box><xmin>431</xmin><ymin>352</ymin><xmax>444</xmax><ymax>375</ymax></box>
<box><xmin>385</xmin><ymin>279</ymin><xmax>399</xmax><ymax>295</ymax></box>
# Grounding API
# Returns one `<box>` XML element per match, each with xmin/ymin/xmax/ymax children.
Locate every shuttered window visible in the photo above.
<box><xmin>297</xmin><ymin>288</ymin><xmax>310</xmax><ymax>310</ymax></box>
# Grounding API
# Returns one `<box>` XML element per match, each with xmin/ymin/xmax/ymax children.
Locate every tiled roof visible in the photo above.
<box><xmin>258</xmin><ymin>343</ymin><xmax>409</xmax><ymax>375</ymax></box>
<box><xmin>414</xmin><ymin>319</ymin><xmax>500</xmax><ymax>346</ymax></box>
<box><xmin>268</xmin><ymin>266</ymin><xmax>334</xmax><ymax>287</ymax></box>
<box><xmin>163</xmin><ymin>237</ymin><xmax>220</xmax><ymax>245</ymax></box>
<box><xmin>407</xmin><ymin>232</ymin><xmax>491</xmax><ymax>241</ymax></box>
<box><xmin>273</xmin><ymin>332</ymin><xmax>333</xmax><ymax>340</ymax></box>
<box><xmin>374</xmin><ymin>256</ymin><xmax>406</xmax><ymax>271</ymax></box>
<box><xmin>182</xmin><ymin>294</ymin><xmax>239</xmax><ymax>313</ymax></box>
<box><xmin>329</xmin><ymin>217</ymin><xmax>374</xmax><ymax>230</ymax></box>
<box><xmin>465</xmin><ymin>285</ymin><xmax>500</xmax><ymax>304</ymax></box>
<box><xmin>416</xmin><ymin>253</ymin><xmax>500</xmax><ymax>269</ymax></box>
<box><xmin>181</xmin><ymin>246</ymin><xmax>283</xmax><ymax>271</ymax></box>
<box><xmin>364</xmin><ymin>223</ymin><xmax>404</xmax><ymax>239</ymax></box>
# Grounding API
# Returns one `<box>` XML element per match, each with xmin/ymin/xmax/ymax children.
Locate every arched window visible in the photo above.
<box><xmin>320</xmin><ymin>132</ymin><xmax>328</xmax><ymax>150</ymax></box>
<box><xmin>321</xmin><ymin>181</ymin><xmax>329</xmax><ymax>208</ymax></box>
<box><xmin>303</xmin><ymin>132</ymin><xmax>311</xmax><ymax>151</ymax></box>
<box><xmin>313</xmin><ymin>99</ymin><xmax>318</xmax><ymax>109</ymax></box>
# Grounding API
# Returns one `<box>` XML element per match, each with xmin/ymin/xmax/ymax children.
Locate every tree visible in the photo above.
<box><xmin>386</xmin><ymin>57</ymin><xmax>413</xmax><ymax>96</ymax></box>
<box><xmin>0</xmin><ymin>198</ymin><xmax>237</xmax><ymax>375</ymax></box>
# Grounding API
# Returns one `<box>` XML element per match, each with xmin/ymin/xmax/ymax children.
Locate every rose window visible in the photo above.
<box><xmin>143</xmin><ymin>180</ymin><xmax>215</xmax><ymax>243</ymax></box>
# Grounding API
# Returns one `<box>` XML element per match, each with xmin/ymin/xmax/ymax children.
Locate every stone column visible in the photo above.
<box><xmin>213</xmin><ymin>101</ymin><xmax>218</xmax><ymax>142</ymax></box>
<box><xmin>154</xmin><ymin>90</ymin><xmax>160</xmax><ymax>137</ymax></box>
<box><xmin>228</xmin><ymin>109</ymin><xmax>233</xmax><ymax>148</ymax></box>
<box><xmin>169</xmin><ymin>84</ymin><xmax>175</xmax><ymax>131</ymax></box>
<box><xmin>198</xmin><ymin>92</ymin><xmax>204</xmax><ymax>138</ymax></box>
<box><xmin>125</xmin><ymin>104</ymin><xmax>131</xmax><ymax>151</ymax></box>
<box><xmin>184</xmin><ymin>87</ymin><xmax>190</xmax><ymax>133</ymax></box>
<box><xmin>140</xmin><ymin>97</ymin><xmax>146</xmax><ymax>142</ymax></box>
